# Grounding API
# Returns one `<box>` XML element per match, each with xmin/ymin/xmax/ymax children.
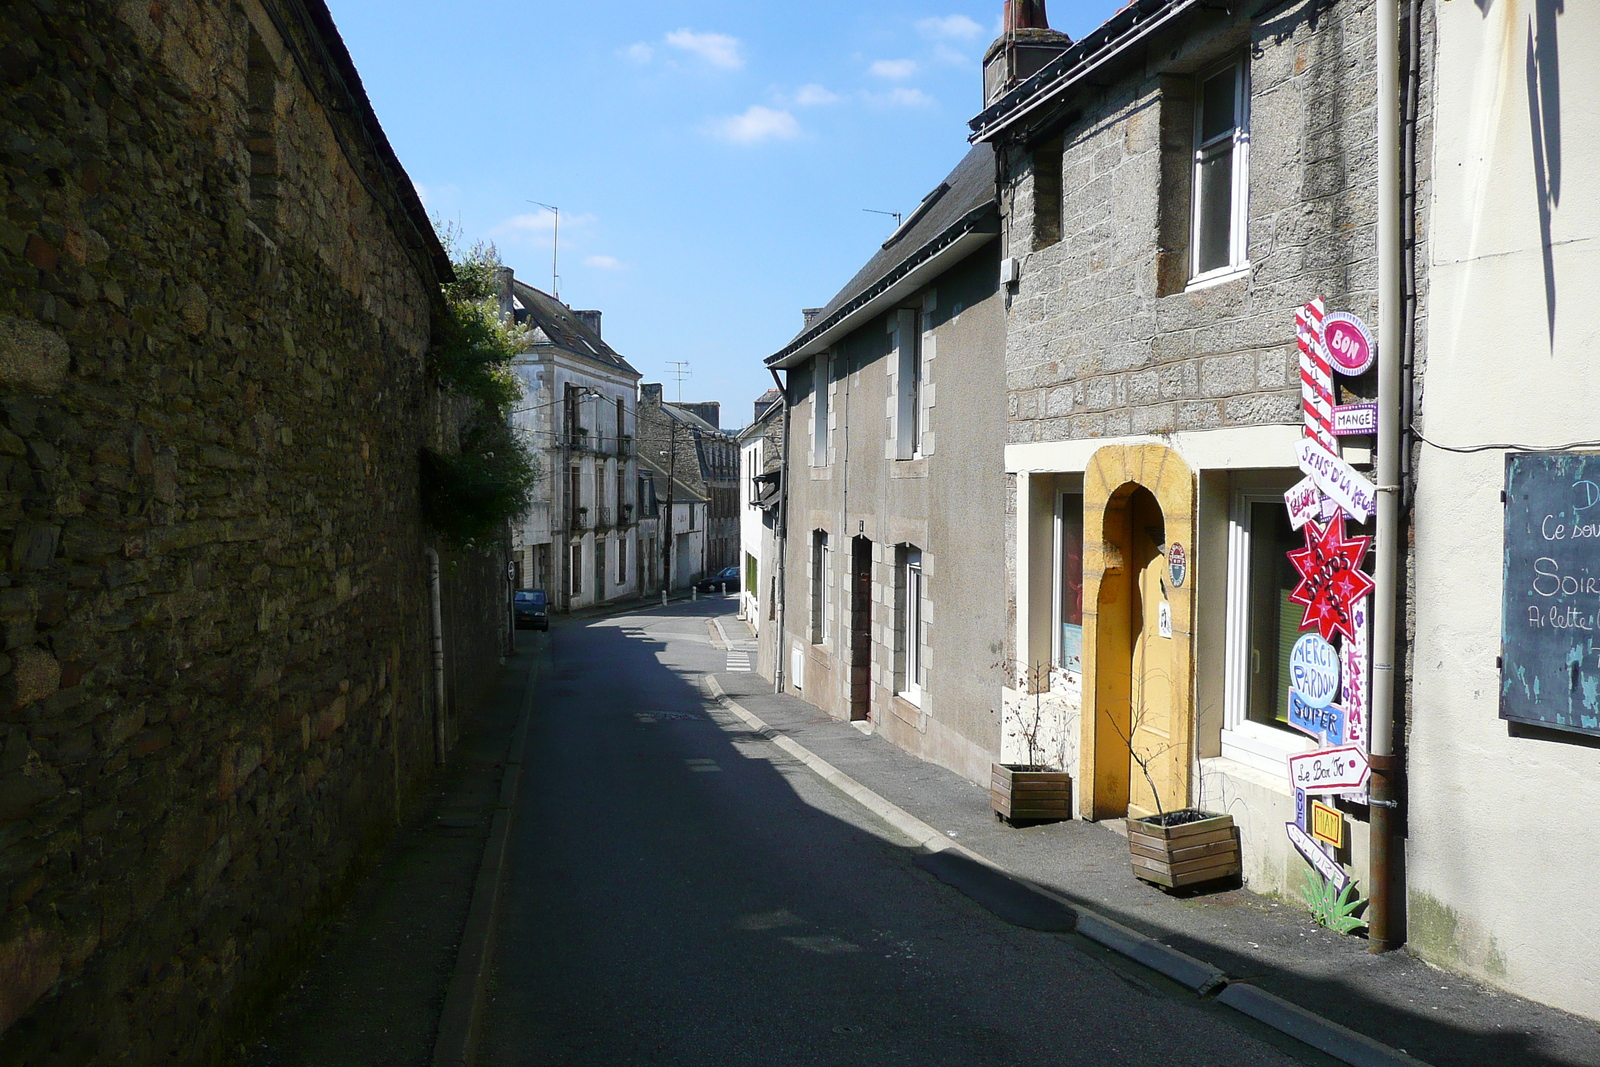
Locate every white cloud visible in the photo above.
<box><xmin>706</xmin><ymin>105</ymin><xmax>800</xmax><ymax>144</ymax></box>
<box><xmin>623</xmin><ymin>42</ymin><xmax>654</xmax><ymax>63</ymax></box>
<box><xmin>864</xmin><ymin>87</ymin><xmax>936</xmax><ymax>108</ymax></box>
<box><xmin>584</xmin><ymin>255</ymin><xmax>626</xmax><ymax>270</ymax></box>
<box><xmin>490</xmin><ymin>209</ymin><xmax>597</xmax><ymax>242</ymax></box>
<box><xmin>794</xmin><ymin>83</ymin><xmax>842</xmax><ymax>106</ymax></box>
<box><xmin>916</xmin><ymin>14</ymin><xmax>984</xmax><ymax>40</ymax></box>
<box><xmin>665</xmin><ymin>29</ymin><xmax>744</xmax><ymax>70</ymax></box>
<box><xmin>931</xmin><ymin>43</ymin><xmax>972</xmax><ymax>66</ymax></box>
<box><xmin>869</xmin><ymin>58</ymin><xmax>918</xmax><ymax>80</ymax></box>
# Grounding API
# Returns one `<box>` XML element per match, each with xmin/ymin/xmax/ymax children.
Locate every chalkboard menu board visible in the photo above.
<box><xmin>1502</xmin><ymin>452</ymin><xmax>1600</xmax><ymax>736</ymax></box>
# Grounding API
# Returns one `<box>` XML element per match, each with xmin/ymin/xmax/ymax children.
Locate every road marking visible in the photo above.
<box><xmin>684</xmin><ymin>758</ymin><xmax>722</xmax><ymax>773</ymax></box>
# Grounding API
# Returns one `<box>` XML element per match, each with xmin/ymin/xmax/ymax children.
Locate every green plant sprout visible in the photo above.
<box><xmin>1302</xmin><ymin>870</ymin><xmax>1368</xmax><ymax>934</ymax></box>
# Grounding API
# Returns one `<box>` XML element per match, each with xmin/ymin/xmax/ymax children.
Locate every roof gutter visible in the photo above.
<box><xmin>969</xmin><ymin>0</ymin><xmax>1202</xmax><ymax>145</ymax></box>
<box><xmin>765</xmin><ymin>204</ymin><xmax>999</xmax><ymax>369</ymax></box>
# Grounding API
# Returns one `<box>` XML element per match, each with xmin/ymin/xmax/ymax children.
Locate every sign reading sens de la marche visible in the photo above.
<box><xmin>1502</xmin><ymin>452</ymin><xmax>1600</xmax><ymax>737</ymax></box>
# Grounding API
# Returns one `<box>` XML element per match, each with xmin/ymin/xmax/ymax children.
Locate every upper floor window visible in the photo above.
<box><xmin>1191</xmin><ymin>57</ymin><xmax>1250</xmax><ymax>282</ymax></box>
<box><xmin>811</xmin><ymin>354</ymin><xmax>831</xmax><ymax>467</ymax></box>
<box><xmin>890</xmin><ymin>310</ymin><xmax>923</xmax><ymax>460</ymax></box>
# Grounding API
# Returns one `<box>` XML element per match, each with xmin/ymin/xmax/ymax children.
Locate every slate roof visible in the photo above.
<box><xmin>510</xmin><ymin>279</ymin><xmax>639</xmax><ymax>378</ymax></box>
<box><xmin>765</xmin><ymin>144</ymin><xmax>997</xmax><ymax>366</ymax></box>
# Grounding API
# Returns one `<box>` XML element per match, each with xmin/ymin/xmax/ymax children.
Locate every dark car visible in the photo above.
<box><xmin>694</xmin><ymin>566</ymin><xmax>741</xmax><ymax>595</ymax></box>
<box><xmin>514</xmin><ymin>589</ymin><xmax>549</xmax><ymax>631</ymax></box>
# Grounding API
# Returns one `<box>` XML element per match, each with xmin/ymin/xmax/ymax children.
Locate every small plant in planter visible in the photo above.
<box><xmin>1112</xmin><ymin>706</ymin><xmax>1240</xmax><ymax>890</ymax></box>
<box><xmin>991</xmin><ymin>661</ymin><xmax>1073</xmax><ymax>825</ymax></box>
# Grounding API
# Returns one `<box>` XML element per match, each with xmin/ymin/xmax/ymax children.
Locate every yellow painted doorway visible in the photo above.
<box><xmin>1081</xmin><ymin>445</ymin><xmax>1195</xmax><ymax>821</ymax></box>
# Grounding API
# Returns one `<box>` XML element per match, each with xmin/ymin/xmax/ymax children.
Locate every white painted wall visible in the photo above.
<box><xmin>1410</xmin><ymin>0</ymin><xmax>1600</xmax><ymax>1018</ymax></box>
<box><xmin>739</xmin><ymin>437</ymin><xmax>765</xmax><ymax>627</ymax></box>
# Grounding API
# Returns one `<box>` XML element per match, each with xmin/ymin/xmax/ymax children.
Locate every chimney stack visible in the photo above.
<box><xmin>641</xmin><ymin>383</ymin><xmax>663</xmax><ymax>405</ymax></box>
<box><xmin>574</xmin><ymin>309</ymin><xmax>602</xmax><ymax>338</ymax></box>
<box><xmin>984</xmin><ymin>0</ymin><xmax>1072</xmax><ymax>106</ymax></box>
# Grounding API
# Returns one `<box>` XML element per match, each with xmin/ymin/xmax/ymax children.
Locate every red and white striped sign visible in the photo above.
<box><xmin>1297</xmin><ymin>298</ymin><xmax>1336</xmax><ymax>453</ymax></box>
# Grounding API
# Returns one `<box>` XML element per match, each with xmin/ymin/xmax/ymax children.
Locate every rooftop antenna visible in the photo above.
<box><xmin>667</xmin><ymin>361</ymin><xmax>691</xmax><ymax>403</ymax></box>
<box><xmin>527</xmin><ymin>200</ymin><xmax>560</xmax><ymax>300</ymax></box>
<box><xmin>863</xmin><ymin>208</ymin><xmax>904</xmax><ymax>227</ymax></box>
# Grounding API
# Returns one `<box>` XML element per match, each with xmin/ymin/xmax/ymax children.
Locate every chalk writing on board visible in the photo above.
<box><xmin>1502</xmin><ymin>453</ymin><xmax>1600</xmax><ymax>736</ymax></box>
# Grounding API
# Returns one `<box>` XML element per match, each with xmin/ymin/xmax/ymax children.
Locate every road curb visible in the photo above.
<box><xmin>431</xmin><ymin>643</ymin><xmax>542</xmax><ymax>1067</ymax></box>
<box><xmin>702</xmin><ymin>676</ymin><xmax>1429</xmax><ymax>1067</ymax></box>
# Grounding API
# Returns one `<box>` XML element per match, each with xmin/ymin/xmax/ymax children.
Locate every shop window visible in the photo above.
<box><xmin>1190</xmin><ymin>56</ymin><xmax>1250</xmax><ymax>283</ymax></box>
<box><xmin>1055</xmin><ymin>492</ymin><xmax>1085</xmax><ymax>674</ymax></box>
<box><xmin>1222</xmin><ymin>486</ymin><xmax>1316</xmax><ymax>772</ymax></box>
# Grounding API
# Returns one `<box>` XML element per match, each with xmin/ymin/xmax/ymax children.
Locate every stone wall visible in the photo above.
<box><xmin>0</xmin><ymin>2</ymin><xmax>504</xmax><ymax>1062</ymax></box>
<box><xmin>1002</xmin><ymin>0</ymin><xmax>1380</xmax><ymax>444</ymax></box>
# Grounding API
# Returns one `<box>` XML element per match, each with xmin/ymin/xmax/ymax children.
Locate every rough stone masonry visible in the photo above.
<box><xmin>0</xmin><ymin>2</ymin><xmax>505</xmax><ymax>1062</ymax></box>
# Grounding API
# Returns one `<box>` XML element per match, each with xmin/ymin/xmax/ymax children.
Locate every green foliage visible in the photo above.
<box><xmin>421</xmin><ymin>233</ymin><xmax>541</xmax><ymax>547</ymax></box>
<box><xmin>421</xmin><ymin>411</ymin><xmax>539</xmax><ymax>549</ymax></box>
<box><xmin>1302</xmin><ymin>870</ymin><xmax>1368</xmax><ymax>935</ymax></box>
<box><xmin>429</xmin><ymin>239</ymin><xmax>529</xmax><ymax>409</ymax></box>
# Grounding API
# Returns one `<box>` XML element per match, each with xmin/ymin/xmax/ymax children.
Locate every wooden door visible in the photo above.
<box><xmin>1126</xmin><ymin>490</ymin><xmax>1182</xmax><ymax>817</ymax></box>
<box><xmin>850</xmin><ymin>538</ymin><xmax>872</xmax><ymax>721</ymax></box>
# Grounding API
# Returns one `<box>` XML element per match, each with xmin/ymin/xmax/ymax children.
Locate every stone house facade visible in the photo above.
<box><xmin>504</xmin><ymin>275</ymin><xmax>643</xmax><ymax>611</ymax></box>
<box><xmin>971</xmin><ymin>0</ymin><xmax>1413</xmax><ymax>899</ymax></box>
<box><xmin>765</xmin><ymin>146</ymin><xmax>1009</xmax><ymax>786</ymax></box>
<box><xmin>0</xmin><ymin>1</ymin><xmax>503</xmax><ymax>1060</ymax></box>
<box><xmin>636</xmin><ymin>384</ymin><xmax>735</xmax><ymax>589</ymax></box>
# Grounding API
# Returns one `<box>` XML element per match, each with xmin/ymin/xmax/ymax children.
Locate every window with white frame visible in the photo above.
<box><xmin>810</xmin><ymin>530</ymin><xmax>831</xmax><ymax>645</ymax></box>
<box><xmin>1191</xmin><ymin>56</ymin><xmax>1250</xmax><ymax>282</ymax></box>
<box><xmin>811</xmin><ymin>354</ymin><xmax>830</xmax><ymax>467</ymax></box>
<box><xmin>896</xmin><ymin>546</ymin><xmax>925</xmax><ymax>704</ymax></box>
<box><xmin>1054</xmin><ymin>491</ymin><xmax>1085</xmax><ymax>674</ymax></box>
<box><xmin>1221</xmin><ymin>484</ymin><xmax>1317</xmax><ymax>772</ymax></box>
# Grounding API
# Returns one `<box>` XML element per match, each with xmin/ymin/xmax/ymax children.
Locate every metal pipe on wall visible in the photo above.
<box><xmin>425</xmin><ymin>546</ymin><xmax>447</xmax><ymax>765</ymax></box>
<box><xmin>1368</xmin><ymin>0</ymin><xmax>1404</xmax><ymax>953</ymax></box>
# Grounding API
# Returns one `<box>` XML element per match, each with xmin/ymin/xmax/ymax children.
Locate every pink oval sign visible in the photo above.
<box><xmin>1323</xmin><ymin>313</ymin><xmax>1374</xmax><ymax>375</ymax></box>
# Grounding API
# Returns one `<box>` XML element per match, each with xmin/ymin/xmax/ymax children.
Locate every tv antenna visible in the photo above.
<box><xmin>527</xmin><ymin>200</ymin><xmax>560</xmax><ymax>299</ymax></box>
<box><xmin>863</xmin><ymin>208</ymin><xmax>903</xmax><ymax>226</ymax></box>
<box><xmin>667</xmin><ymin>361</ymin><xmax>691</xmax><ymax>402</ymax></box>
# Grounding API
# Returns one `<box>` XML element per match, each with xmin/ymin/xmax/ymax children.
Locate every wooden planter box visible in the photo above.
<box><xmin>990</xmin><ymin>764</ymin><xmax>1072</xmax><ymax>824</ymax></box>
<box><xmin>1126</xmin><ymin>810</ymin><xmax>1240</xmax><ymax>889</ymax></box>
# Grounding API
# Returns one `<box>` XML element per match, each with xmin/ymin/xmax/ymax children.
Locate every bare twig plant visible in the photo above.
<box><xmin>1101</xmin><ymin>669</ymin><xmax>1191</xmax><ymax>823</ymax></box>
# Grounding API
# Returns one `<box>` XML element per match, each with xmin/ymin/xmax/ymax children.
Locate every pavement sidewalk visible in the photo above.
<box><xmin>709</xmin><ymin>614</ymin><xmax>1600</xmax><ymax>1067</ymax></box>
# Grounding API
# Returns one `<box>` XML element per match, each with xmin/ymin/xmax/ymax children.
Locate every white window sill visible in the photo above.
<box><xmin>1185</xmin><ymin>263</ymin><xmax>1252</xmax><ymax>292</ymax></box>
<box><xmin>897</xmin><ymin>689</ymin><xmax>922</xmax><ymax>709</ymax></box>
<box><xmin>1218</xmin><ymin>719</ymin><xmax>1314</xmax><ymax>778</ymax></box>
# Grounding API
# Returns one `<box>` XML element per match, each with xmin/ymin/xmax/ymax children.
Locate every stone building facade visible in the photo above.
<box><xmin>766</xmin><ymin>146</ymin><xmax>1009</xmax><ymax>786</ymax></box>
<box><xmin>0</xmin><ymin>1</ymin><xmax>503</xmax><ymax>1061</ymax></box>
<box><xmin>636</xmin><ymin>384</ymin><xmax>735</xmax><ymax>588</ymax></box>
<box><xmin>972</xmin><ymin>0</ymin><xmax>1419</xmax><ymax>898</ymax></box>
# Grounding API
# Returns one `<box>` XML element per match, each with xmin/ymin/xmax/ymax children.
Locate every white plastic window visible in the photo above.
<box><xmin>1190</xmin><ymin>57</ymin><xmax>1251</xmax><ymax>284</ymax></box>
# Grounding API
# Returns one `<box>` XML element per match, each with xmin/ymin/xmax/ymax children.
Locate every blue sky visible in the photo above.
<box><xmin>327</xmin><ymin>0</ymin><xmax>1121</xmax><ymax>426</ymax></box>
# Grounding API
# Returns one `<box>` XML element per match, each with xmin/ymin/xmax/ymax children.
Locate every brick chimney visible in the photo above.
<box><xmin>983</xmin><ymin>0</ymin><xmax>1072</xmax><ymax>106</ymax></box>
<box><xmin>641</xmin><ymin>383</ymin><xmax>663</xmax><ymax>406</ymax></box>
<box><xmin>574</xmin><ymin>309</ymin><xmax>602</xmax><ymax>338</ymax></box>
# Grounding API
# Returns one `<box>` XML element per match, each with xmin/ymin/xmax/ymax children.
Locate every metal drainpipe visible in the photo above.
<box><xmin>425</xmin><ymin>546</ymin><xmax>447</xmax><ymax>765</ymax></box>
<box><xmin>1368</xmin><ymin>0</ymin><xmax>1404</xmax><ymax>953</ymax></box>
<box><xmin>770</xmin><ymin>365</ymin><xmax>790</xmax><ymax>695</ymax></box>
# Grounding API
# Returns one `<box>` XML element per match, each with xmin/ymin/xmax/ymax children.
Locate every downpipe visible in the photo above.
<box><xmin>425</xmin><ymin>546</ymin><xmax>447</xmax><ymax>765</ymax></box>
<box><xmin>1368</xmin><ymin>0</ymin><xmax>1407</xmax><ymax>953</ymax></box>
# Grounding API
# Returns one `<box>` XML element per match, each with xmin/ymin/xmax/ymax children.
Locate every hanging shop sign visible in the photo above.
<box><xmin>1289</xmin><ymin>745</ymin><xmax>1371</xmax><ymax>795</ymax></box>
<box><xmin>1288</xmin><ymin>691</ymin><xmax>1346</xmax><ymax>746</ymax></box>
<box><xmin>1296</xmin><ymin>439</ymin><xmax>1377</xmax><ymax>523</ymax></box>
<box><xmin>1288</xmin><ymin>632</ymin><xmax>1341</xmax><ymax>708</ymax></box>
<box><xmin>1311</xmin><ymin>800</ymin><xmax>1346</xmax><ymax>849</ymax></box>
<box><xmin>1332</xmin><ymin>402</ymin><xmax>1378</xmax><ymax>436</ymax></box>
<box><xmin>1323</xmin><ymin>313</ymin><xmax>1376</xmax><ymax>376</ymax></box>
<box><xmin>1297</xmin><ymin>298</ymin><xmax>1337</xmax><ymax>453</ymax></box>
<box><xmin>1168</xmin><ymin>542</ymin><xmax>1187</xmax><ymax>588</ymax></box>
<box><xmin>1287</xmin><ymin>822</ymin><xmax>1350</xmax><ymax>892</ymax></box>
<box><xmin>1288</xmin><ymin>513</ymin><xmax>1377</xmax><ymax>642</ymax></box>
<box><xmin>1285</xmin><ymin>477</ymin><xmax>1322</xmax><ymax>531</ymax></box>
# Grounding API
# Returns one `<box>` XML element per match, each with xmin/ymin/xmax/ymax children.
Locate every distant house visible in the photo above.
<box><xmin>503</xmin><ymin>275</ymin><xmax>643</xmax><ymax>611</ymax></box>
<box><xmin>764</xmin><ymin>145</ymin><xmax>1009</xmax><ymax>785</ymax></box>
<box><xmin>635</xmin><ymin>450</ymin><xmax>708</xmax><ymax>591</ymax></box>
<box><xmin>636</xmin><ymin>384</ymin><xmax>739</xmax><ymax>586</ymax></box>
<box><xmin>737</xmin><ymin>389</ymin><xmax>784</xmax><ymax>672</ymax></box>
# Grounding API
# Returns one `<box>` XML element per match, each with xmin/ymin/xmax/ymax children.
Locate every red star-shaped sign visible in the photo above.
<box><xmin>1287</xmin><ymin>512</ymin><xmax>1375</xmax><ymax>642</ymax></box>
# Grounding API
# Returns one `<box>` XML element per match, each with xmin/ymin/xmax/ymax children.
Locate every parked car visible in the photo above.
<box><xmin>694</xmin><ymin>567</ymin><xmax>741</xmax><ymax>595</ymax></box>
<box><xmin>514</xmin><ymin>589</ymin><xmax>549</xmax><ymax>631</ymax></box>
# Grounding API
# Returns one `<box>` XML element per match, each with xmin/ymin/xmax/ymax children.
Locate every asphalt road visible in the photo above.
<box><xmin>481</xmin><ymin>602</ymin><xmax>1319</xmax><ymax>1066</ymax></box>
